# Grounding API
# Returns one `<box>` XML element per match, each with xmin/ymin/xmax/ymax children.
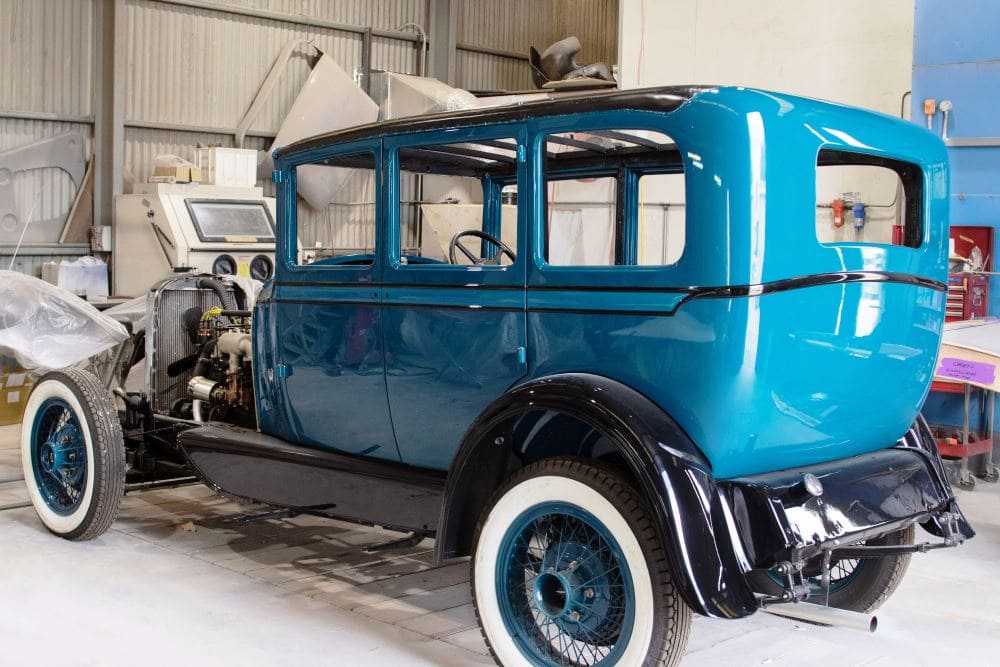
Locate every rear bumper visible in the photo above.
<box><xmin>720</xmin><ymin>416</ymin><xmax>974</xmax><ymax>568</ymax></box>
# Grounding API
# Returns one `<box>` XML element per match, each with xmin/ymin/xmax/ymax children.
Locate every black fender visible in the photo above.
<box><xmin>899</xmin><ymin>414</ymin><xmax>976</xmax><ymax>541</ymax></box>
<box><xmin>435</xmin><ymin>372</ymin><xmax>759</xmax><ymax>619</ymax></box>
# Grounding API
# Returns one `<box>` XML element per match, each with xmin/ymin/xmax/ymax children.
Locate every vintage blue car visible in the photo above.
<box><xmin>22</xmin><ymin>86</ymin><xmax>973</xmax><ymax>666</ymax></box>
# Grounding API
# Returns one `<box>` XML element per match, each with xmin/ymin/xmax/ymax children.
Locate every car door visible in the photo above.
<box><xmin>260</xmin><ymin>141</ymin><xmax>401</xmax><ymax>462</ymax></box>
<box><xmin>382</xmin><ymin>125</ymin><xmax>529</xmax><ymax>470</ymax></box>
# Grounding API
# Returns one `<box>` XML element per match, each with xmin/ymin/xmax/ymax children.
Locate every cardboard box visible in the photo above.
<box><xmin>0</xmin><ymin>357</ymin><xmax>34</xmax><ymax>426</ymax></box>
<box><xmin>152</xmin><ymin>164</ymin><xmax>202</xmax><ymax>183</ymax></box>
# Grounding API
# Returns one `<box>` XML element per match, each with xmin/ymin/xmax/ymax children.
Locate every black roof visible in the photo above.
<box><xmin>274</xmin><ymin>85</ymin><xmax>710</xmax><ymax>160</ymax></box>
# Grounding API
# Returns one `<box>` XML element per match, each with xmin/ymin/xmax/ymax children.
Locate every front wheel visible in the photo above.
<box><xmin>472</xmin><ymin>459</ymin><xmax>691</xmax><ymax>666</ymax></box>
<box><xmin>21</xmin><ymin>368</ymin><xmax>126</xmax><ymax>540</ymax></box>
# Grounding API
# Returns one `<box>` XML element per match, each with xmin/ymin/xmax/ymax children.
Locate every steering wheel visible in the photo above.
<box><xmin>449</xmin><ymin>230</ymin><xmax>516</xmax><ymax>265</ymax></box>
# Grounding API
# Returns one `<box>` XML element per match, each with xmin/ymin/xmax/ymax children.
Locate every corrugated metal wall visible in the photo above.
<box><xmin>0</xmin><ymin>0</ymin><xmax>97</xmax><ymax>273</ymax></box>
<box><xmin>0</xmin><ymin>0</ymin><xmax>96</xmax><ymax>114</ymax></box>
<box><xmin>123</xmin><ymin>0</ymin><xmax>422</xmax><ymax>180</ymax></box>
<box><xmin>1</xmin><ymin>0</ymin><xmax>619</xmax><ymax>273</ymax></box>
<box><xmin>455</xmin><ymin>0</ymin><xmax>619</xmax><ymax>91</ymax></box>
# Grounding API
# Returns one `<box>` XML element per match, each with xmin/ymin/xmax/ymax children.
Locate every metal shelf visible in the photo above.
<box><xmin>945</xmin><ymin>137</ymin><xmax>1000</xmax><ymax>148</ymax></box>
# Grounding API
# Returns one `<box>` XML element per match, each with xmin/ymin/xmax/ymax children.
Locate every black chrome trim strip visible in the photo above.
<box><xmin>683</xmin><ymin>271</ymin><xmax>946</xmax><ymax>300</ymax></box>
<box><xmin>275</xmin><ymin>271</ymin><xmax>946</xmax><ymax>296</ymax></box>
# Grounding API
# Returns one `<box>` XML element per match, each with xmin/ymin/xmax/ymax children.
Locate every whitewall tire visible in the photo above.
<box><xmin>21</xmin><ymin>368</ymin><xmax>125</xmax><ymax>540</ymax></box>
<box><xmin>472</xmin><ymin>459</ymin><xmax>691</xmax><ymax>666</ymax></box>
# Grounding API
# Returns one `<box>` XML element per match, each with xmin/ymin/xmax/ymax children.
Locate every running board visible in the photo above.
<box><xmin>178</xmin><ymin>423</ymin><xmax>445</xmax><ymax>533</ymax></box>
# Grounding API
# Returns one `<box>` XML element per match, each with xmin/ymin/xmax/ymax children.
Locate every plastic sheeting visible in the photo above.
<box><xmin>102</xmin><ymin>295</ymin><xmax>148</xmax><ymax>332</ymax></box>
<box><xmin>0</xmin><ymin>270</ymin><xmax>128</xmax><ymax>371</ymax></box>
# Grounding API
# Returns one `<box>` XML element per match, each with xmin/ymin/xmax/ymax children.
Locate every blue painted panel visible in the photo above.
<box><xmin>380</xmin><ymin>124</ymin><xmax>529</xmax><ymax>469</ymax></box>
<box><xmin>528</xmin><ymin>289</ymin><xmax>687</xmax><ymax>314</ymax></box>
<box><xmin>911</xmin><ymin>62</ymin><xmax>1000</xmax><ymax>138</ymax></box>
<box><xmin>271</xmin><ymin>292</ymin><xmax>399</xmax><ymax>460</ymax></box>
<box><xmin>527</xmin><ymin>281</ymin><xmax>945</xmax><ymax>479</ymax></box>
<box><xmin>949</xmin><ymin>192</ymin><xmax>1000</xmax><ymax>226</ymax></box>
<box><xmin>912</xmin><ymin>0</ymin><xmax>1000</xmax><ymax>429</ymax></box>
<box><xmin>383</xmin><ymin>303</ymin><xmax>527</xmax><ymax>469</ymax></box>
<box><xmin>385</xmin><ymin>286</ymin><xmax>523</xmax><ymax>309</ymax></box>
<box><xmin>262</xmin><ymin>138</ymin><xmax>398</xmax><ymax>461</ymax></box>
<box><xmin>913</xmin><ymin>0</ymin><xmax>1000</xmax><ymax>66</ymax></box>
<box><xmin>948</xmin><ymin>147</ymin><xmax>1000</xmax><ymax>199</ymax></box>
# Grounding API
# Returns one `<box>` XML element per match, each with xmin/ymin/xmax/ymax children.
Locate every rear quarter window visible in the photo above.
<box><xmin>816</xmin><ymin>150</ymin><xmax>923</xmax><ymax>248</ymax></box>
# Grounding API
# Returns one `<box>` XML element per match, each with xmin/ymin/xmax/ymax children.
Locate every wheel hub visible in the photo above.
<box><xmin>534</xmin><ymin>572</ymin><xmax>569</xmax><ymax>616</ymax></box>
<box><xmin>537</xmin><ymin>538</ymin><xmax>624</xmax><ymax>644</ymax></box>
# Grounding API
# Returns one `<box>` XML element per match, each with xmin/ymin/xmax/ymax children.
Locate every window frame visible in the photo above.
<box><xmin>382</xmin><ymin>123</ymin><xmax>528</xmax><ymax>289</ymax></box>
<box><xmin>277</xmin><ymin>140</ymin><xmax>382</xmax><ymax>282</ymax></box>
<box><xmin>815</xmin><ymin>148</ymin><xmax>924</xmax><ymax>249</ymax></box>
<box><xmin>533</xmin><ymin>124</ymin><xmax>686</xmax><ymax>275</ymax></box>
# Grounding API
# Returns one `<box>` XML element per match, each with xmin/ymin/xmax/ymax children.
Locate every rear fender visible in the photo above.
<box><xmin>435</xmin><ymin>372</ymin><xmax>759</xmax><ymax>618</ymax></box>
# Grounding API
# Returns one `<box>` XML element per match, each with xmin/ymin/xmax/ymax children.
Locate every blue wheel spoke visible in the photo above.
<box><xmin>497</xmin><ymin>502</ymin><xmax>636</xmax><ymax>665</ymax></box>
<box><xmin>31</xmin><ymin>399</ymin><xmax>88</xmax><ymax>516</ymax></box>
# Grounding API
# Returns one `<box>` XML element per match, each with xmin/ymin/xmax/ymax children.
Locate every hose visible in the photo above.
<box><xmin>197</xmin><ymin>277</ymin><xmax>238</xmax><ymax>312</ymax></box>
<box><xmin>192</xmin><ymin>338</ymin><xmax>218</xmax><ymax>379</ymax></box>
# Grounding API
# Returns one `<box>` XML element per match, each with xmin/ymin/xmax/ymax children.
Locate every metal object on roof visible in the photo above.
<box><xmin>369</xmin><ymin>72</ymin><xmax>479</xmax><ymax>121</ymax></box>
<box><xmin>275</xmin><ymin>86</ymin><xmax>708</xmax><ymax>160</ymax></box>
<box><xmin>529</xmin><ymin>36</ymin><xmax>615</xmax><ymax>90</ymax></box>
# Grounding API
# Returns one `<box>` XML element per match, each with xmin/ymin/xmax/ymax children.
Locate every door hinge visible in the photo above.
<box><xmin>272</xmin><ymin>170</ymin><xmax>286</xmax><ymax>183</ymax></box>
<box><xmin>275</xmin><ymin>363</ymin><xmax>291</xmax><ymax>379</ymax></box>
<box><xmin>517</xmin><ymin>144</ymin><xmax>526</xmax><ymax>163</ymax></box>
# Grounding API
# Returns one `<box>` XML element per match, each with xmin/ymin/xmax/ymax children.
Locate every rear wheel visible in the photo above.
<box><xmin>472</xmin><ymin>459</ymin><xmax>691</xmax><ymax>666</ymax></box>
<box><xmin>750</xmin><ymin>525</ymin><xmax>916</xmax><ymax>613</ymax></box>
<box><xmin>21</xmin><ymin>368</ymin><xmax>125</xmax><ymax>540</ymax></box>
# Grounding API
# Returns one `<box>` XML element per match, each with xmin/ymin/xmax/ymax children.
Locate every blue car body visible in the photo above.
<box><xmin>259</xmin><ymin>86</ymin><xmax>948</xmax><ymax>478</ymax></box>
<box><xmin>174</xmin><ymin>86</ymin><xmax>970</xmax><ymax>621</ymax></box>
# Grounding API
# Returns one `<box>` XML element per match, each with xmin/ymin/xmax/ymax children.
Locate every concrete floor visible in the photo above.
<box><xmin>1</xmin><ymin>421</ymin><xmax>998</xmax><ymax>666</ymax></box>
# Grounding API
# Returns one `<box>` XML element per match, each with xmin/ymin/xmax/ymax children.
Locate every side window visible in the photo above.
<box><xmin>294</xmin><ymin>151</ymin><xmax>376</xmax><ymax>265</ymax></box>
<box><xmin>547</xmin><ymin>176</ymin><xmax>616</xmax><ymax>265</ymax></box>
<box><xmin>543</xmin><ymin>129</ymin><xmax>684</xmax><ymax>266</ymax></box>
<box><xmin>816</xmin><ymin>150</ymin><xmax>923</xmax><ymax>248</ymax></box>
<box><xmin>638</xmin><ymin>172</ymin><xmax>685</xmax><ymax>265</ymax></box>
<box><xmin>397</xmin><ymin>138</ymin><xmax>519</xmax><ymax>266</ymax></box>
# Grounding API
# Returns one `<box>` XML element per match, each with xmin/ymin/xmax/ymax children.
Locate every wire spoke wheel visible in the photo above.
<box><xmin>751</xmin><ymin>526</ymin><xmax>916</xmax><ymax>613</ymax></box>
<box><xmin>473</xmin><ymin>459</ymin><xmax>691</xmax><ymax>667</ymax></box>
<box><xmin>498</xmin><ymin>505</ymin><xmax>634</xmax><ymax>665</ymax></box>
<box><xmin>30</xmin><ymin>398</ymin><xmax>88</xmax><ymax>515</ymax></box>
<box><xmin>766</xmin><ymin>543</ymin><xmax>866</xmax><ymax>597</ymax></box>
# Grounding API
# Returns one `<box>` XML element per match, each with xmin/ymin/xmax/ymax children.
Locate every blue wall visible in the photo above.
<box><xmin>913</xmin><ymin>0</ymin><xmax>1000</xmax><ymax>428</ymax></box>
<box><xmin>912</xmin><ymin>0</ymin><xmax>1000</xmax><ymax>289</ymax></box>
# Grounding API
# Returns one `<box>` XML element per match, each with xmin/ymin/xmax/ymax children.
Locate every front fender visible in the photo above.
<box><xmin>435</xmin><ymin>372</ymin><xmax>759</xmax><ymax>619</ymax></box>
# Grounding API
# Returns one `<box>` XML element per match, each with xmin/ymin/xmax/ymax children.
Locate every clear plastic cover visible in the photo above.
<box><xmin>0</xmin><ymin>270</ymin><xmax>128</xmax><ymax>371</ymax></box>
<box><xmin>102</xmin><ymin>295</ymin><xmax>148</xmax><ymax>333</ymax></box>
